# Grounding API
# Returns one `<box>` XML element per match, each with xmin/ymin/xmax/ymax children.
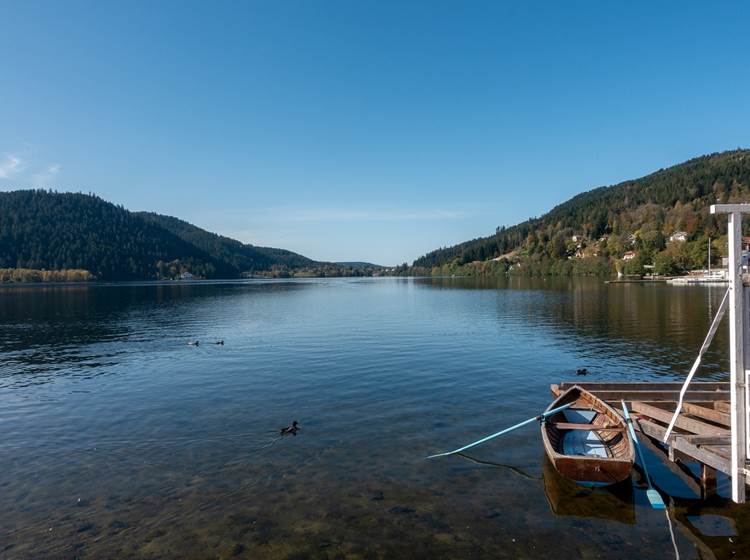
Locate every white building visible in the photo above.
<box><xmin>669</xmin><ymin>231</ymin><xmax>688</xmax><ymax>242</ymax></box>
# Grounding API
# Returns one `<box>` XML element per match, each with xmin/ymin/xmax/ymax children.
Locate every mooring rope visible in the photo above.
<box><xmin>665</xmin><ymin>500</ymin><xmax>680</xmax><ymax>560</ymax></box>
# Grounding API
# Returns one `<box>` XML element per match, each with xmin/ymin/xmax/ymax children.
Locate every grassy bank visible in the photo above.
<box><xmin>0</xmin><ymin>268</ymin><xmax>95</xmax><ymax>283</ymax></box>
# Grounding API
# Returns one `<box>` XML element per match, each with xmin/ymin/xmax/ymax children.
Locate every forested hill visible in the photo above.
<box><xmin>137</xmin><ymin>212</ymin><xmax>315</xmax><ymax>271</ymax></box>
<box><xmin>413</xmin><ymin>149</ymin><xmax>750</xmax><ymax>272</ymax></box>
<box><xmin>0</xmin><ymin>190</ymin><xmax>316</xmax><ymax>280</ymax></box>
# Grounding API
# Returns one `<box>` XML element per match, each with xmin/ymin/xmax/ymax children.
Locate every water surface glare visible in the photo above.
<box><xmin>0</xmin><ymin>277</ymin><xmax>746</xmax><ymax>559</ymax></box>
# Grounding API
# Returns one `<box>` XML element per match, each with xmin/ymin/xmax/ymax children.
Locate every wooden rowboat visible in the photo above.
<box><xmin>541</xmin><ymin>385</ymin><xmax>634</xmax><ymax>485</ymax></box>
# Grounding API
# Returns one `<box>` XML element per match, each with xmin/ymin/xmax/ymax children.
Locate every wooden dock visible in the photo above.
<box><xmin>551</xmin><ymin>381</ymin><xmax>735</xmax><ymax>497</ymax></box>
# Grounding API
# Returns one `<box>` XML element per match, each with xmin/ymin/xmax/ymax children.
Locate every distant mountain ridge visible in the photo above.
<box><xmin>137</xmin><ymin>212</ymin><xmax>315</xmax><ymax>271</ymax></box>
<box><xmin>0</xmin><ymin>190</ymin><xmax>318</xmax><ymax>280</ymax></box>
<box><xmin>413</xmin><ymin>149</ymin><xmax>750</xmax><ymax>274</ymax></box>
<box><xmin>335</xmin><ymin>261</ymin><xmax>383</xmax><ymax>268</ymax></box>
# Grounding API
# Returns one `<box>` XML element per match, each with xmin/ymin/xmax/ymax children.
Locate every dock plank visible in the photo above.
<box><xmin>701</xmin><ymin>445</ymin><xmax>732</xmax><ymax>460</ymax></box>
<box><xmin>714</xmin><ymin>402</ymin><xmax>732</xmax><ymax>413</ymax></box>
<box><xmin>594</xmin><ymin>390</ymin><xmax>729</xmax><ymax>402</ymax></box>
<box><xmin>685</xmin><ymin>435</ymin><xmax>732</xmax><ymax>445</ymax></box>
<box><xmin>636</xmin><ymin>418</ymin><xmax>671</xmax><ymax>441</ymax></box>
<box><xmin>673</xmin><ymin>438</ymin><xmax>733</xmax><ymax>474</ymax></box>
<box><xmin>551</xmin><ymin>383</ymin><xmax>729</xmax><ymax>402</ymax></box>
<box><xmin>631</xmin><ymin>401</ymin><xmax>730</xmax><ymax>436</ymax></box>
<box><xmin>559</xmin><ymin>381</ymin><xmax>728</xmax><ymax>391</ymax></box>
<box><xmin>682</xmin><ymin>403</ymin><xmax>731</xmax><ymax>426</ymax></box>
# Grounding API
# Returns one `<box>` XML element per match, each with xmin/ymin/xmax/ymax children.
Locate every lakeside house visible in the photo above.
<box><xmin>669</xmin><ymin>231</ymin><xmax>688</xmax><ymax>242</ymax></box>
<box><xmin>179</xmin><ymin>271</ymin><xmax>194</xmax><ymax>280</ymax></box>
<box><xmin>622</xmin><ymin>250</ymin><xmax>636</xmax><ymax>261</ymax></box>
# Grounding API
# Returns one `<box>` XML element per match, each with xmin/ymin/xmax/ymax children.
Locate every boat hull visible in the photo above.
<box><xmin>548</xmin><ymin>454</ymin><xmax>633</xmax><ymax>485</ymax></box>
<box><xmin>541</xmin><ymin>385</ymin><xmax>634</xmax><ymax>485</ymax></box>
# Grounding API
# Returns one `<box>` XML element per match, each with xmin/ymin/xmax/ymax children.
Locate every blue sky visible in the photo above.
<box><xmin>1</xmin><ymin>1</ymin><xmax>749</xmax><ymax>265</ymax></box>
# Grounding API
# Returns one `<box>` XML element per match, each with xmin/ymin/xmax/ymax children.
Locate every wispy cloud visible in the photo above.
<box><xmin>32</xmin><ymin>163</ymin><xmax>61</xmax><ymax>187</ymax></box>
<box><xmin>0</xmin><ymin>148</ymin><xmax>62</xmax><ymax>188</ymax></box>
<box><xmin>0</xmin><ymin>153</ymin><xmax>24</xmax><ymax>179</ymax></box>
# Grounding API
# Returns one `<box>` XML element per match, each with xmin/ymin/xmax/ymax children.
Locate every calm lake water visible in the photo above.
<box><xmin>0</xmin><ymin>277</ymin><xmax>746</xmax><ymax>559</ymax></box>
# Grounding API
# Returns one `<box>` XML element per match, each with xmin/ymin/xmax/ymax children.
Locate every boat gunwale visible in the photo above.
<box><xmin>541</xmin><ymin>385</ymin><xmax>635</xmax><ymax>465</ymax></box>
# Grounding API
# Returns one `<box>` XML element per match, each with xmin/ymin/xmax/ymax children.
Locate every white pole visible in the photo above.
<box><xmin>729</xmin><ymin>212</ymin><xmax>747</xmax><ymax>503</ymax></box>
<box><xmin>711</xmin><ymin>204</ymin><xmax>750</xmax><ymax>503</ymax></box>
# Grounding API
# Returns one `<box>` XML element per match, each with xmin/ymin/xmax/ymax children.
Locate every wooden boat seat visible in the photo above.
<box><xmin>552</xmin><ymin>422</ymin><xmax>624</xmax><ymax>432</ymax></box>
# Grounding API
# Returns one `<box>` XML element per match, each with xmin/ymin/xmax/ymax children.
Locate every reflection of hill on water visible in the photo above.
<box><xmin>0</xmin><ymin>281</ymin><xmax>312</xmax><ymax>388</ymax></box>
<box><xmin>419</xmin><ymin>276</ymin><xmax>730</xmax><ymax>380</ymax></box>
<box><xmin>542</xmin><ymin>455</ymin><xmax>636</xmax><ymax>525</ymax></box>
<box><xmin>0</xmin><ymin>280</ymin><xmax>310</xmax><ymax>323</ymax></box>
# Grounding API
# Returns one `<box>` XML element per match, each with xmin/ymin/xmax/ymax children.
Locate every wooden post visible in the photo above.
<box><xmin>711</xmin><ymin>204</ymin><xmax>750</xmax><ymax>503</ymax></box>
<box><xmin>701</xmin><ymin>464</ymin><xmax>717</xmax><ymax>499</ymax></box>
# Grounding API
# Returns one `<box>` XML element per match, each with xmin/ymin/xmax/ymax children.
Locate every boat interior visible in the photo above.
<box><xmin>545</xmin><ymin>390</ymin><xmax>631</xmax><ymax>460</ymax></box>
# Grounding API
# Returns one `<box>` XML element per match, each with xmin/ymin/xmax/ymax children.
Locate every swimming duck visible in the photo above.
<box><xmin>188</xmin><ymin>340</ymin><xmax>200</xmax><ymax>346</ymax></box>
<box><xmin>215</xmin><ymin>340</ymin><xmax>224</xmax><ymax>345</ymax></box>
<box><xmin>576</xmin><ymin>368</ymin><xmax>588</xmax><ymax>376</ymax></box>
<box><xmin>280</xmin><ymin>421</ymin><xmax>299</xmax><ymax>435</ymax></box>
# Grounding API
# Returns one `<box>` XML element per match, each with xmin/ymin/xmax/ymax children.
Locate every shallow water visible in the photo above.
<box><xmin>0</xmin><ymin>277</ymin><xmax>746</xmax><ymax>559</ymax></box>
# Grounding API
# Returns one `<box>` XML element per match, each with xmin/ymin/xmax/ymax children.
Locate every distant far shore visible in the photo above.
<box><xmin>0</xmin><ymin>267</ymin><xmax>392</xmax><ymax>284</ymax></box>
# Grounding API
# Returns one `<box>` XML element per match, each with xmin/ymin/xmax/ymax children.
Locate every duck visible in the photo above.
<box><xmin>188</xmin><ymin>340</ymin><xmax>200</xmax><ymax>346</ymax></box>
<box><xmin>576</xmin><ymin>368</ymin><xmax>588</xmax><ymax>376</ymax></box>
<box><xmin>214</xmin><ymin>340</ymin><xmax>224</xmax><ymax>345</ymax></box>
<box><xmin>280</xmin><ymin>421</ymin><xmax>299</xmax><ymax>435</ymax></box>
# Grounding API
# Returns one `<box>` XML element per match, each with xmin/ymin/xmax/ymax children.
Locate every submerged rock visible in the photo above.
<box><xmin>388</xmin><ymin>506</ymin><xmax>415</xmax><ymax>514</ymax></box>
<box><xmin>76</xmin><ymin>522</ymin><xmax>95</xmax><ymax>533</ymax></box>
<box><xmin>686</xmin><ymin>514</ymin><xmax>738</xmax><ymax>537</ymax></box>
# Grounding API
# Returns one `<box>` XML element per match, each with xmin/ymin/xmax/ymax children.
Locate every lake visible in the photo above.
<box><xmin>0</xmin><ymin>277</ymin><xmax>746</xmax><ymax>559</ymax></box>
